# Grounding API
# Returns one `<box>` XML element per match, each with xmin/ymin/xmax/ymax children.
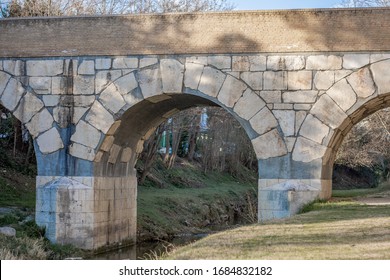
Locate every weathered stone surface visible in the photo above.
<box><xmin>264</xmin><ymin>71</ymin><xmax>287</xmax><ymax>90</ymax></box>
<box><xmin>347</xmin><ymin>67</ymin><xmax>376</xmax><ymax>98</ymax></box>
<box><xmin>208</xmin><ymin>56</ymin><xmax>231</xmax><ymax>69</ymax></box>
<box><xmin>326</xmin><ymin>79</ymin><xmax>357</xmax><ymax>111</ymax></box>
<box><xmin>186</xmin><ymin>56</ymin><xmax>208</xmax><ymax>65</ymax></box>
<box><xmin>314</xmin><ymin>71</ymin><xmax>334</xmax><ymax>90</ymax></box>
<box><xmin>85</xmin><ymin>101</ymin><xmax>115</xmax><ymax>134</ymax></box>
<box><xmin>160</xmin><ymin>59</ymin><xmax>184</xmax><ymax>93</ymax></box>
<box><xmin>99</xmin><ymin>84</ymin><xmax>126</xmax><ymax>114</ymax></box>
<box><xmin>73</xmin><ymin>75</ymin><xmax>95</xmax><ymax>95</ymax></box>
<box><xmin>78</xmin><ymin>60</ymin><xmax>95</xmax><ymax>75</ymax></box>
<box><xmin>283</xmin><ymin>90</ymin><xmax>318</xmax><ymax>104</ymax></box>
<box><xmin>121</xmin><ymin>147</ymin><xmax>133</xmax><ymax>162</ymax></box>
<box><xmin>113</xmin><ymin>57</ymin><xmax>138</xmax><ymax>69</ymax></box>
<box><xmin>240</xmin><ymin>72</ymin><xmax>263</xmax><ymax>90</ymax></box>
<box><xmin>13</xmin><ymin>92</ymin><xmax>44</xmax><ymax>123</ymax></box>
<box><xmin>71</xmin><ymin>120</ymin><xmax>101</xmax><ymax>149</ymax></box>
<box><xmin>72</xmin><ymin>95</ymin><xmax>96</xmax><ymax>107</ymax></box>
<box><xmin>115</xmin><ymin>72</ymin><xmax>138</xmax><ymax>95</ymax></box>
<box><xmin>138</xmin><ymin>68</ymin><xmax>163</xmax><ymax>99</ymax></box>
<box><xmin>26</xmin><ymin>60</ymin><xmax>63</xmax><ymax>76</ymax></box>
<box><xmin>0</xmin><ymin>226</ymin><xmax>16</xmax><ymax>237</ymax></box>
<box><xmin>273</xmin><ymin>103</ymin><xmax>293</xmax><ymax>110</ymax></box>
<box><xmin>294</xmin><ymin>104</ymin><xmax>312</xmax><ymax>110</ymax></box>
<box><xmin>232</xmin><ymin>56</ymin><xmax>250</xmax><ymax>71</ymax></box>
<box><xmin>69</xmin><ymin>142</ymin><xmax>95</xmax><ymax>161</ymax></box>
<box><xmin>310</xmin><ymin>94</ymin><xmax>348</xmax><ymax>129</ymax></box>
<box><xmin>1</xmin><ymin>78</ymin><xmax>25</xmax><ymax>111</ymax></box>
<box><xmin>234</xmin><ymin>88</ymin><xmax>265</xmax><ymax>120</ymax></box>
<box><xmin>95</xmin><ymin>70</ymin><xmax>122</xmax><ymax>94</ymax></box>
<box><xmin>198</xmin><ymin>67</ymin><xmax>225</xmax><ymax>98</ymax></box>
<box><xmin>51</xmin><ymin>77</ymin><xmax>66</xmax><ymax>95</ymax></box>
<box><xmin>95</xmin><ymin>58</ymin><xmax>111</xmax><ymax>70</ymax></box>
<box><xmin>217</xmin><ymin>75</ymin><xmax>247</xmax><ymax>108</ymax></box>
<box><xmin>184</xmin><ymin>63</ymin><xmax>204</xmax><ymax>90</ymax></box>
<box><xmin>42</xmin><ymin>95</ymin><xmax>60</xmax><ymax>107</ymax></box>
<box><xmin>295</xmin><ymin>111</ymin><xmax>307</xmax><ymax>135</ymax></box>
<box><xmin>371</xmin><ymin>59</ymin><xmax>390</xmax><ymax>95</ymax></box>
<box><xmin>288</xmin><ymin>71</ymin><xmax>312</xmax><ymax>90</ymax></box>
<box><xmin>100</xmin><ymin>135</ymin><xmax>115</xmax><ymax>152</ymax></box>
<box><xmin>108</xmin><ymin>144</ymin><xmax>122</xmax><ymax>164</ymax></box>
<box><xmin>107</xmin><ymin>120</ymin><xmax>121</xmax><ymax>135</ymax></box>
<box><xmin>273</xmin><ymin>110</ymin><xmax>295</xmax><ymax>137</ymax></box>
<box><xmin>252</xmin><ymin>128</ymin><xmax>287</xmax><ymax>159</ymax></box>
<box><xmin>343</xmin><ymin>54</ymin><xmax>370</xmax><ymax>69</ymax></box>
<box><xmin>370</xmin><ymin>54</ymin><xmax>390</xmax><ymax>63</ymax></box>
<box><xmin>292</xmin><ymin>137</ymin><xmax>327</xmax><ymax>163</ymax></box>
<box><xmin>267</xmin><ymin>56</ymin><xmax>305</xmax><ymax>71</ymax></box>
<box><xmin>72</xmin><ymin>107</ymin><xmax>88</xmax><ymax>124</ymax></box>
<box><xmin>260</xmin><ymin>91</ymin><xmax>281</xmax><ymax>103</ymax></box>
<box><xmin>3</xmin><ymin>60</ymin><xmax>24</xmax><ymax>76</ymax></box>
<box><xmin>335</xmin><ymin>70</ymin><xmax>353</xmax><ymax>81</ymax></box>
<box><xmin>29</xmin><ymin>77</ymin><xmax>51</xmax><ymax>94</ymax></box>
<box><xmin>249</xmin><ymin>55</ymin><xmax>266</xmax><ymax>71</ymax></box>
<box><xmin>0</xmin><ymin>72</ymin><xmax>11</xmax><ymax>96</ymax></box>
<box><xmin>249</xmin><ymin>107</ymin><xmax>278</xmax><ymax>136</ymax></box>
<box><xmin>25</xmin><ymin>109</ymin><xmax>53</xmax><ymax>138</ymax></box>
<box><xmin>306</xmin><ymin>55</ymin><xmax>342</xmax><ymax>70</ymax></box>
<box><xmin>299</xmin><ymin>114</ymin><xmax>330</xmax><ymax>144</ymax></box>
<box><xmin>285</xmin><ymin>137</ymin><xmax>296</xmax><ymax>152</ymax></box>
<box><xmin>139</xmin><ymin>57</ymin><xmax>157</xmax><ymax>68</ymax></box>
<box><xmin>36</xmin><ymin>127</ymin><xmax>64</xmax><ymax>154</ymax></box>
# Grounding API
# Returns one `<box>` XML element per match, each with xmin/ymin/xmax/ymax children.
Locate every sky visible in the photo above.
<box><xmin>232</xmin><ymin>0</ymin><xmax>343</xmax><ymax>10</ymax></box>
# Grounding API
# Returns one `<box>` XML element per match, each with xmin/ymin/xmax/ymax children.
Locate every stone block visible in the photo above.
<box><xmin>0</xmin><ymin>78</ymin><xmax>25</xmax><ymax>111</ymax></box>
<box><xmin>198</xmin><ymin>66</ymin><xmax>226</xmax><ymax>98</ymax></box>
<box><xmin>107</xmin><ymin>120</ymin><xmax>121</xmax><ymax>135</ymax></box>
<box><xmin>26</xmin><ymin>60</ymin><xmax>63</xmax><ymax>76</ymax></box>
<box><xmin>95</xmin><ymin>58</ymin><xmax>111</xmax><ymax>70</ymax></box>
<box><xmin>335</xmin><ymin>70</ymin><xmax>353</xmax><ymax>81</ymax></box>
<box><xmin>251</xmin><ymin>128</ymin><xmax>287</xmax><ymax>159</ymax></box>
<box><xmin>343</xmin><ymin>54</ymin><xmax>370</xmax><ymax>69</ymax></box>
<box><xmin>85</xmin><ymin>101</ymin><xmax>115</xmax><ymax>134</ymax></box>
<box><xmin>248</xmin><ymin>55</ymin><xmax>266</xmax><ymax>71</ymax></box>
<box><xmin>327</xmin><ymin>79</ymin><xmax>356</xmax><ymax>111</ymax></box>
<box><xmin>95</xmin><ymin>70</ymin><xmax>122</xmax><ymax>93</ymax></box>
<box><xmin>314</xmin><ymin>71</ymin><xmax>335</xmax><ymax>90</ymax></box>
<box><xmin>51</xmin><ymin>77</ymin><xmax>67</xmax><ymax>95</ymax></box>
<box><xmin>283</xmin><ymin>90</ymin><xmax>318</xmax><ymax>103</ymax></box>
<box><xmin>99</xmin><ymin>84</ymin><xmax>126</xmax><ymax>114</ymax></box>
<box><xmin>294</xmin><ymin>104</ymin><xmax>312</xmax><ymax>111</ymax></box>
<box><xmin>288</xmin><ymin>71</ymin><xmax>312</xmax><ymax>90</ymax></box>
<box><xmin>71</xmin><ymin>120</ymin><xmax>102</xmax><ymax>149</ymax></box>
<box><xmin>78</xmin><ymin>60</ymin><xmax>95</xmax><ymax>75</ymax></box>
<box><xmin>140</xmin><ymin>57</ymin><xmax>158</xmax><ymax>68</ymax></box>
<box><xmin>208</xmin><ymin>56</ymin><xmax>231</xmax><ymax>69</ymax></box>
<box><xmin>69</xmin><ymin>142</ymin><xmax>96</xmax><ymax>161</ymax></box>
<box><xmin>113</xmin><ymin>57</ymin><xmax>138</xmax><ymax>69</ymax></box>
<box><xmin>370</xmin><ymin>59</ymin><xmax>390</xmax><ymax>95</ymax></box>
<box><xmin>285</xmin><ymin>137</ymin><xmax>296</xmax><ymax>152</ymax></box>
<box><xmin>25</xmin><ymin>109</ymin><xmax>53</xmax><ymax>138</ymax></box>
<box><xmin>299</xmin><ymin>114</ymin><xmax>330</xmax><ymax>144</ymax></box>
<box><xmin>160</xmin><ymin>59</ymin><xmax>184</xmax><ymax>93</ymax></box>
<box><xmin>370</xmin><ymin>54</ymin><xmax>390</xmax><ymax>63</ymax></box>
<box><xmin>292</xmin><ymin>136</ymin><xmax>327</xmax><ymax>163</ymax></box>
<box><xmin>306</xmin><ymin>55</ymin><xmax>342</xmax><ymax>70</ymax></box>
<box><xmin>13</xmin><ymin>92</ymin><xmax>44</xmax><ymax>124</ymax></box>
<box><xmin>29</xmin><ymin>77</ymin><xmax>51</xmax><ymax>94</ymax></box>
<box><xmin>232</xmin><ymin>56</ymin><xmax>250</xmax><ymax>71</ymax></box>
<box><xmin>263</xmin><ymin>71</ymin><xmax>287</xmax><ymax>90</ymax></box>
<box><xmin>3</xmin><ymin>60</ymin><xmax>24</xmax><ymax>76</ymax></box>
<box><xmin>0</xmin><ymin>71</ymin><xmax>11</xmax><ymax>96</ymax></box>
<box><xmin>217</xmin><ymin>75</ymin><xmax>247</xmax><ymax>108</ymax></box>
<box><xmin>260</xmin><ymin>91</ymin><xmax>282</xmax><ymax>103</ymax></box>
<box><xmin>121</xmin><ymin>147</ymin><xmax>133</xmax><ymax>163</ymax></box>
<box><xmin>184</xmin><ymin>63</ymin><xmax>204</xmax><ymax>90</ymax></box>
<box><xmin>267</xmin><ymin>55</ymin><xmax>305</xmax><ymax>71</ymax></box>
<box><xmin>36</xmin><ymin>127</ymin><xmax>64</xmax><ymax>154</ymax></box>
<box><xmin>347</xmin><ymin>67</ymin><xmax>376</xmax><ymax>99</ymax></box>
<box><xmin>138</xmin><ymin>68</ymin><xmax>163</xmax><ymax>99</ymax></box>
<box><xmin>295</xmin><ymin>111</ymin><xmax>306</xmax><ymax>134</ymax></box>
<box><xmin>100</xmin><ymin>135</ymin><xmax>115</xmax><ymax>152</ymax></box>
<box><xmin>42</xmin><ymin>95</ymin><xmax>60</xmax><ymax>107</ymax></box>
<box><xmin>186</xmin><ymin>56</ymin><xmax>208</xmax><ymax>65</ymax></box>
<box><xmin>311</xmin><ymin>94</ymin><xmax>347</xmax><ymax>129</ymax></box>
<box><xmin>108</xmin><ymin>144</ymin><xmax>122</xmax><ymax>164</ymax></box>
<box><xmin>273</xmin><ymin>110</ymin><xmax>295</xmax><ymax>137</ymax></box>
<box><xmin>115</xmin><ymin>72</ymin><xmax>138</xmax><ymax>95</ymax></box>
<box><xmin>73</xmin><ymin>75</ymin><xmax>95</xmax><ymax>95</ymax></box>
<box><xmin>249</xmin><ymin>106</ymin><xmax>278</xmax><ymax>136</ymax></box>
<box><xmin>273</xmin><ymin>103</ymin><xmax>293</xmax><ymax>110</ymax></box>
<box><xmin>234</xmin><ymin>88</ymin><xmax>265</xmax><ymax>120</ymax></box>
<box><xmin>240</xmin><ymin>72</ymin><xmax>263</xmax><ymax>90</ymax></box>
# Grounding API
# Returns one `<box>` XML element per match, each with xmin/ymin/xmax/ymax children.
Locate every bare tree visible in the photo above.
<box><xmin>337</xmin><ymin>0</ymin><xmax>390</xmax><ymax>7</ymax></box>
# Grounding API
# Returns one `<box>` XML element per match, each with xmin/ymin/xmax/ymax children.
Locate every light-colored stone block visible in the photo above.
<box><xmin>288</xmin><ymin>71</ymin><xmax>312</xmax><ymax>90</ymax></box>
<box><xmin>249</xmin><ymin>55</ymin><xmax>266</xmax><ymax>71</ymax></box>
<box><xmin>273</xmin><ymin>110</ymin><xmax>295</xmax><ymax>137</ymax></box>
<box><xmin>42</xmin><ymin>95</ymin><xmax>60</xmax><ymax>107</ymax></box>
<box><xmin>107</xmin><ymin>120</ymin><xmax>121</xmax><ymax>135</ymax></box>
<box><xmin>78</xmin><ymin>60</ymin><xmax>95</xmax><ymax>75</ymax></box>
<box><xmin>283</xmin><ymin>90</ymin><xmax>318</xmax><ymax>103</ymax></box>
<box><xmin>140</xmin><ymin>57</ymin><xmax>158</xmax><ymax>68</ymax></box>
<box><xmin>234</xmin><ymin>88</ymin><xmax>265</xmax><ymax>120</ymax></box>
<box><xmin>273</xmin><ymin>103</ymin><xmax>293</xmax><ymax>110</ymax></box>
<box><xmin>264</xmin><ymin>71</ymin><xmax>287</xmax><ymax>90</ymax></box>
<box><xmin>347</xmin><ymin>67</ymin><xmax>376</xmax><ymax>99</ymax></box>
<box><xmin>326</xmin><ymin>79</ymin><xmax>356</xmax><ymax>111</ymax></box>
<box><xmin>285</xmin><ymin>137</ymin><xmax>296</xmax><ymax>152</ymax></box>
<box><xmin>99</xmin><ymin>84</ymin><xmax>126</xmax><ymax>114</ymax></box>
<box><xmin>260</xmin><ymin>91</ymin><xmax>282</xmax><ymax>103</ymax></box>
<box><xmin>198</xmin><ymin>67</ymin><xmax>226</xmax><ymax>98</ymax></box>
<box><xmin>113</xmin><ymin>57</ymin><xmax>138</xmax><ymax>69</ymax></box>
<box><xmin>311</xmin><ymin>94</ymin><xmax>348</xmax><ymax>129</ymax></box>
<box><xmin>240</xmin><ymin>72</ymin><xmax>263</xmax><ymax>90</ymax></box>
<box><xmin>295</xmin><ymin>111</ymin><xmax>307</xmax><ymax>134</ymax></box>
<box><xmin>184</xmin><ymin>63</ymin><xmax>204</xmax><ymax>90</ymax></box>
<box><xmin>95</xmin><ymin>70</ymin><xmax>122</xmax><ymax>94</ymax></box>
<box><xmin>72</xmin><ymin>107</ymin><xmax>88</xmax><ymax>124</ymax></box>
<box><xmin>294</xmin><ymin>104</ymin><xmax>312</xmax><ymax>110</ymax></box>
<box><xmin>95</xmin><ymin>58</ymin><xmax>111</xmax><ymax>70</ymax></box>
<box><xmin>292</xmin><ymin>137</ymin><xmax>327</xmax><ymax>163</ymax></box>
<box><xmin>314</xmin><ymin>71</ymin><xmax>335</xmax><ymax>90</ymax></box>
<box><xmin>26</xmin><ymin>60</ymin><xmax>63</xmax><ymax>76</ymax></box>
<box><xmin>160</xmin><ymin>59</ymin><xmax>184</xmax><ymax>93</ymax></box>
<box><xmin>138</xmin><ymin>68</ymin><xmax>163</xmax><ymax>99</ymax></box>
<box><xmin>343</xmin><ymin>54</ymin><xmax>370</xmax><ymax>69</ymax></box>
<box><xmin>29</xmin><ymin>77</ymin><xmax>51</xmax><ymax>94</ymax></box>
<box><xmin>267</xmin><ymin>56</ymin><xmax>305</xmax><ymax>71</ymax></box>
<box><xmin>208</xmin><ymin>56</ymin><xmax>231</xmax><ymax>69</ymax></box>
<box><xmin>85</xmin><ymin>101</ymin><xmax>115</xmax><ymax>134</ymax></box>
<box><xmin>249</xmin><ymin>106</ymin><xmax>278</xmax><ymax>136</ymax></box>
<box><xmin>25</xmin><ymin>109</ymin><xmax>53</xmax><ymax>138</ymax></box>
<box><xmin>36</xmin><ymin>127</ymin><xmax>64</xmax><ymax>154</ymax></box>
<box><xmin>232</xmin><ymin>56</ymin><xmax>250</xmax><ymax>71</ymax></box>
<box><xmin>0</xmin><ymin>78</ymin><xmax>25</xmax><ymax>111</ymax></box>
<box><xmin>13</xmin><ymin>92</ymin><xmax>44</xmax><ymax>123</ymax></box>
<box><xmin>299</xmin><ymin>114</ymin><xmax>330</xmax><ymax>144</ymax></box>
<box><xmin>217</xmin><ymin>75</ymin><xmax>247</xmax><ymax>108</ymax></box>
<box><xmin>73</xmin><ymin>75</ymin><xmax>95</xmax><ymax>95</ymax></box>
<box><xmin>51</xmin><ymin>77</ymin><xmax>66</xmax><ymax>95</ymax></box>
<box><xmin>370</xmin><ymin>54</ymin><xmax>390</xmax><ymax>63</ymax></box>
<box><xmin>186</xmin><ymin>56</ymin><xmax>208</xmax><ymax>65</ymax></box>
<box><xmin>72</xmin><ymin>95</ymin><xmax>96</xmax><ymax>107</ymax></box>
<box><xmin>0</xmin><ymin>72</ymin><xmax>11</xmax><ymax>96</ymax></box>
<box><xmin>252</xmin><ymin>128</ymin><xmax>287</xmax><ymax>159</ymax></box>
<box><xmin>115</xmin><ymin>72</ymin><xmax>138</xmax><ymax>95</ymax></box>
<box><xmin>370</xmin><ymin>59</ymin><xmax>390</xmax><ymax>95</ymax></box>
<box><xmin>69</xmin><ymin>142</ymin><xmax>95</xmax><ymax>161</ymax></box>
<box><xmin>71</xmin><ymin>120</ymin><xmax>102</xmax><ymax>149</ymax></box>
<box><xmin>306</xmin><ymin>55</ymin><xmax>342</xmax><ymax>70</ymax></box>
<box><xmin>3</xmin><ymin>60</ymin><xmax>24</xmax><ymax>76</ymax></box>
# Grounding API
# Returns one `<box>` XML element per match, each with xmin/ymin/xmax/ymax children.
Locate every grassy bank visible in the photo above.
<box><xmin>166</xmin><ymin>183</ymin><xmax>390</xmax><ymax>260</ymax></box>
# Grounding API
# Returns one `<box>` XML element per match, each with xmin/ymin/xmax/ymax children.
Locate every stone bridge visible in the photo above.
<box><xmin>1</xmin><ymin>8</ymin><xmax>390</xmax><ymax>249</ymax></box>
